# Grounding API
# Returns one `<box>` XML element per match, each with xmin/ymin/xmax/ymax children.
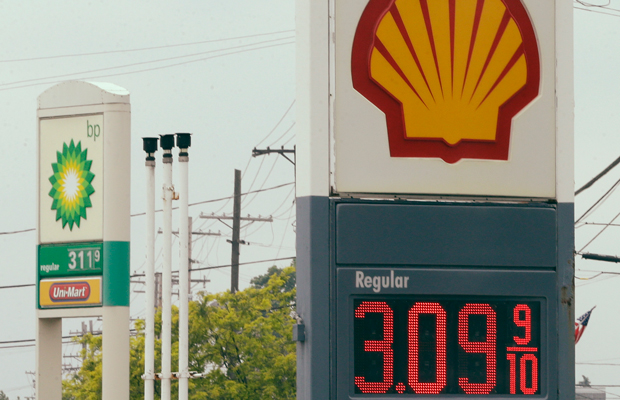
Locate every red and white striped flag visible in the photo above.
<box><xmin>575</xmin><ymin>306</ymin><xmax>596</xmax><ymax>344</ymax></box>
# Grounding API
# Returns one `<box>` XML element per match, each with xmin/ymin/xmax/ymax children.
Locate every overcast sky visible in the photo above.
<box><xmin>0</xmin><ymin>0</ymin><xmax>620</xmax><ymax>398</ymax></box>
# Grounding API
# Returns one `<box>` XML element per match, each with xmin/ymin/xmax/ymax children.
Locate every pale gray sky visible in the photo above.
<box><xmin>0</xmin><ymin>0</ymin><xmax>619</xmax><ymax>398</ymax></box>
<box><xmin>0</xmin><ymin>1</ymin><xmax>295</xmax><ymax>398</ymax></box>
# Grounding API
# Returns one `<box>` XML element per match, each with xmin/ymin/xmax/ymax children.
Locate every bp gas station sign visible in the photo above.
<box><xmin>39</xmin><ymin>115</ymin><xmax>103</xmax><ymax>243</ymax></box>
<box><xmin>35</xmin><ymin>81</ymin><xmax>131</xmax><ymax>400</ymax></box>
<box><xmin>38</xmin><ymin>114</ymin><xmax>105</xmax><ymax>308</ymax></box>
<box><xmin>296</xmin><ymin>0</ymin><xmax>574</xmax><ymax>399</ymax></box>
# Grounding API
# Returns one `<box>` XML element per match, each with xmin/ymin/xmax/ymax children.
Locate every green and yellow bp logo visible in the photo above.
<box><xmin>48</xmin><ymin>140</ymin><xmax>95</xmax><ymax>230</ymax></box>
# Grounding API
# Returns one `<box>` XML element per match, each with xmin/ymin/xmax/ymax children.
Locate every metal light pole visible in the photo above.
<box><xmin>160</xmin><ymin>134</ymin><xmax>175</xmax><ymax>400</ymax></box>
<box><xmin>176</xmin><ymin>133</ymin><xmax>191</xmax><ymax>400</ymax></box>
<box><xmin>142</xmin><ymin>137</ymin><xmax>158</xmax><ymax>400</ymax></box>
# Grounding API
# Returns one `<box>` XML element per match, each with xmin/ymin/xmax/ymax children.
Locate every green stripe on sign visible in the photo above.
<box><xmin>103</xmin><ymin>241</ymin><xmax>130</xmax><ymax>306</ymax></box>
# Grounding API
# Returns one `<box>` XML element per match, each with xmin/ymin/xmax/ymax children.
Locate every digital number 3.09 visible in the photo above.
<box><xmin>354</xmin><ymin>301</ymin><xmax>538</xmax><ymax>395</ymax></box>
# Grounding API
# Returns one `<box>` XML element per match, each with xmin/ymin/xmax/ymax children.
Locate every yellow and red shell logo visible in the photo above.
<box><xmin>352</xmin><ymin>0</ymin><xmax>540</xmax><ymax>163</ymax></box>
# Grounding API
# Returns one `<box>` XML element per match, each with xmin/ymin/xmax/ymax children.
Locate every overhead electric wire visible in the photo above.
<box><xmin>0</xmin><ymin>36</ymin><xmax>294</xmax><ymax>88</ymax></box>
<box><xmin>577</xmin><ymin>273</ymin><xmax>620</xmax><ymax>288</ymax></box>
<box><xmin>275</xmin><ymin>201</ymin><xmax>296</xmax><ymax>260</ymax></box>
<box><xmin>241</xmin><ymin>155</ymin><xmax>267</xmax><ymax>204</ymax></box>
<box><xmin>581</xmin><ymin>222</ymin><xmax>620</xmax><ymax>227</ymax></box>
<box><xmin>578</xmin><ymin>209</ymin><xmax>620</xmax><ymax>253</ymax></box>
<box><xmin>281</xmin><ymin>134</ymin><xmax>296</xmax><ymax>147</ymax></box>
<box><xmin>0</xmin><ymin>330</ymin><xmax>138</xmax><ymax>350</ymax></box>
<box><xmin>0</xmin><ymin>40</ymin><xmax>294</xmax><ymax>92</ymax></box>
<box><xmin>242</xmin><ymin>186</ymin><xmax>295</xmax><ymax>245</ymax></box>
<box><xmin>254</xmin><ymin>101</ymin><xmax>295</xmax><ymax>147</ymax></box>
<box><xmin>130</xmin><ymin>256</ymin><xmax>295</xmax><ymax>277</ymax></box>
<box><xmin>268</xmin><ymin>122</ymin><xmax>296</xmax><ymax>148</ymax></box>
<box><xmin>575</xmin><ymin>272</ymin><xmax>604</xmax><ymax>280</ymax></box>
<box><xmin>577</xmin><ymin>362</ymin><xmax>620</xmax><ymax>366</ymax></box>
<box><xmin>0</xmin><ymin>283</ymin><xmax>35</xmax><ymax>289</ymax></box>
<box><xmin>575</xmin><ymin>176</ymin><xmax>620</xmax><ymax>225</ymax></box>
<box><xmin>575</xmin><ymin>0</ymin><xmax>611</xmax><ymax>7</ymax></box>
<box><xmin>575</xmin><ymin>154</ymin><xmax>620</xmax><ymax>196</ymax></box>
<box><xmin>0</xmin><ymin>228</ymin><xmax>35</xmax><ymax>235</ymax></box>
<box><xmin>190</xmin><ymin>256</ymin><xmax>295</xmax><ymax>273</ymax></box>
<box><xmin>574</xmin><ymin>5</ymin><xmax>620</xmax><ymax>17</ymax></box>
<box><xmin>133</xmin><ymin>181</ymin><xmax>294</xmax><ymax>217</ymax></box>
<box><xmin>242</xmin><ymin>156</ymin><xmax>281</xmax><ymax>209</ymax></box>
<box><xmin>0</xmin><ymin>29</ymin><xmax>294</xmax><ymax>63</ymax></box>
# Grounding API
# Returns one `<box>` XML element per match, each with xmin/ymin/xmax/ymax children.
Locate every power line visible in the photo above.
<box><xmin>134</xmin><ymin>181</ymin><xmax>294</xmax><ymax>216</ymax></box>
<box><xmin>578</xmin><ymin>222</ymin><xmax>620</xmax><ymax>228</ymax></box>
<box><xmin>577</xmin><ymin>362</ymin><xmax>620</xmax><ymax>366</ymax></box>
<box><xmin>0</xmin><ymin>330</ymin><xmax>137</xmax><ymax>350</ymax></box>
<box><xmin>574</xmin><ymin>5</ymin><xmax>620</xmax><ymax>17</ymax></box>
<box><xmin>128</xmin><ymin>256</ymin><xmax>295</xmax><ymax>278</ymax></box>
<box><xmin>575</xmin><ymin>154</ymin><xmax>620</xmax><ymax>196</ymax></box>
<box><xmin>0</xmin><ymin>283</ymin><xmax>35</xmax><ymax>290</ymax></box>
<box><xmin>0</xmin><ymin>40</ymin><xmax>294</xmax><ymax>92</ymax></box>
<box><xmin>254</xmin><ymin>100</ymin><xmax>295</xmax><ymax>148</ymax></box>
<box><xmin>0</xmin><ymin>36</ymin><xmax>294</xmax><ymax>88</ymax></box>
<box><xmin>174</xmin><ymin>256</ymin><xmax>295</xmax><ymax>273</ymax></box>
<box><xmin>0</xmin><ymin>181</ymin><xmax>294</xmax><ymax>234</ymax></box>
<box><xmin>575</xmin><ymin>0</ymin><xmax>611</xmax><ymax>7</ymax></box>
<box><xmin>578</xmin><ymin>209</ymin><xmax>620</xmax><ymax>252</ymax></box>
<box><xmin>268</xmin><ymin>122</ymin><xmax>296</xmax><ymax>148</ymax></box>
<box><xmin>0</xmin><ymin>29</ymin><xmax>294</xmax><ymax>63</ymax></box>
<box><xmin>0</xmin><ymin>228</ymin><xmax>35</xmax><ymax>236</ymax></box>
<box><xmin>575</xmin><ymin>176</ymin><xmax>620</xmax><ymax>225</ymax></box>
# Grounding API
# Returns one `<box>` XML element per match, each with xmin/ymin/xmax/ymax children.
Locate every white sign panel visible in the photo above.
<box><xmin>39</xmin><ymin>115</ymin><xmax>104</xmax><ymax>243</ymax></box>
<box><xmin>332</xmin><ymin>0</ymin><xmax>556</xmax><ymax>198</ymax></box>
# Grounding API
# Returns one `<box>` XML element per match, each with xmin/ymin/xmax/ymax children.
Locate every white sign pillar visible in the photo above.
<box><xmin>36</xmin><ymin>81</ymin><xmax>131</xmax><ymax>400</ymax></box>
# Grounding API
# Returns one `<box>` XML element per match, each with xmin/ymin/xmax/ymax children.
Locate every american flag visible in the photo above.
<box><xmin>575</xmin><ymin>306</ymin><xmax>596</xmax><ymax>345</ymax></box>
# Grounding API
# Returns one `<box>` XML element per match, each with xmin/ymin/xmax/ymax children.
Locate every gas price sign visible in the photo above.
<box><xmin>353</xmin><ymin>298</ymin><xmax>541</xmax><ymax>396</ymax></box>
<box><xmin>39</xmin><ymin>242</ymin><xmax>103</xmax><ymax>278</ymax></box>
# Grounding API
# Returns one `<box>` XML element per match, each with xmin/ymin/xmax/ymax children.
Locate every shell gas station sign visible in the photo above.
<box><xmin>332</xmin><ymin>0</ymin><xmax>558</xmax><ymax>198</ymax></box>
<box><xmin>295</xmin><ymin>0</ymin><xmax>573</xmax><ymax>399</ymax></box>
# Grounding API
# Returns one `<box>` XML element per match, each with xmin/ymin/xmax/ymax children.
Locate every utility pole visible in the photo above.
<box><xmin>231</xmin><ymin>169</ymin><xmax>241</xmax><ymax>293</ymax></box>
<box><xmin>252</xmin><ymin>145</ymin><xmax>296</xmax><ymax>165</ymax></box>
<box><xmin>188</xmin><ymin>217</ymin><xmax>193</xmax><ymax>292</ymax></box>
<box><xmin>199</xmin><ymin>170</ymin><xmax>273</xmax><ymax>293</ymax></box>
<box><xmin>252</xmin><ymin>145</ymin><xmax>297</xmax><ymax>200</ymax></box>
<box><xmin>155</xmin><ymin>272</ymin><xmax>162</xmax><ymax>309</ymax></box>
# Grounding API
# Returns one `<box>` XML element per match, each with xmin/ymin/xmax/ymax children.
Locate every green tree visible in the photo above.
<box><xmin>250</xmin><ymin>260</ymin><xmax>296</xmax><ymax>292</ymax></box>
<box><xmin>63</xmin><ymin>265</ymin><xmax>296</xmax><ymax>400</ymax></box>
<box><xmin>0</xmin><ymin>390</ymin><xmax>9</xmax><ymax>400</ymax></box>
<box><xmin>190</xmin><ymin>265</ymin><xmax>296</xmax><ymax>399</ymax></box>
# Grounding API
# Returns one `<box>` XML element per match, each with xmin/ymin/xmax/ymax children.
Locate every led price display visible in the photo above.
<box><xmin>354</xmin><ymin>298</ymin><xmax>541</xmax><ymax>395</ymax></box>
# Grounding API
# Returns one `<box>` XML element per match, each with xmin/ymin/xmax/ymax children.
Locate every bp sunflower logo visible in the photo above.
<box><xmin>48</xmin><ymin>140</ymin><xmax>95</xmax><ymax>230</ymax></box>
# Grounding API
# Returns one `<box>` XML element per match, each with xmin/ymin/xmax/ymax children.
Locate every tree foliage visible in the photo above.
<box><xmin>251</xmin><ymin>262</ymin><xmax>296</xmax><ymax>292</ymax></box>
<box><xmin>63</xmin><ymin>265</ymin><xmax>297</xmax><ymax>400</ymax></box>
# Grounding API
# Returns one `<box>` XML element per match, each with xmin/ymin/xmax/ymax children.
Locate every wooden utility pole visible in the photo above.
<box><xmin>199</xmin><ymin>169</ymin><xmax>273</xmax><ymax>293</ymax></box>
<box><xmin>155</xmin><ymin>272</ymin><xmax>162</xmax><ymax>309</ymax></box>
<box><xmin>231</xmin><ymin>169</ymin><xmax>242</xmax><ymax>293</ymax></box>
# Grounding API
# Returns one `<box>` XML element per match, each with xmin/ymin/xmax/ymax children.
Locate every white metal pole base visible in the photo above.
<box><xmin>102</xmin><ymin>306</ymin><xmax>130</xmax><ymax>400</ymax></box>
<box><xmin>36</xmin><ymin>318</ymin><xmax>62</xmax><ymax>400</ymax></box>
